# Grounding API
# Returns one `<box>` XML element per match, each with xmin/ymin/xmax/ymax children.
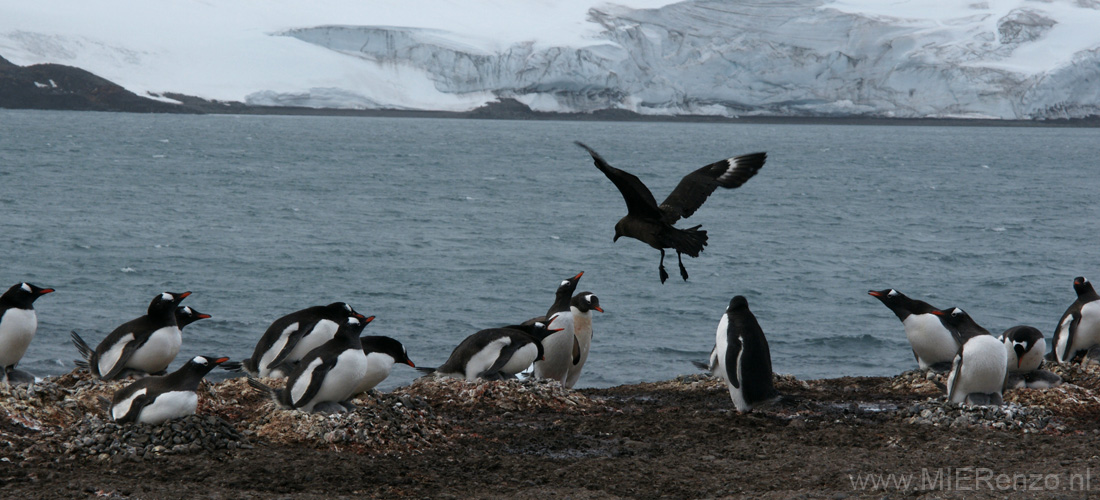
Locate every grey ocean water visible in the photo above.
<box><xmin>2</xmin><ymin>109</ymin><xmax>1098</xmax><ymax>390</ymax></box>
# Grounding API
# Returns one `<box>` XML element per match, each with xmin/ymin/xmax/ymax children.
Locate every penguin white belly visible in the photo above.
<box><xmin>465</xmin><ymin>337</ymin><xmax>511</xmax><ymax>380</ymax></box>
<box><xmin>258</xmin><ymin>322</ymin><xmax>298</xmax><ymax>377</ymax></box>
<box><xmin>502</xmin><ymin>343</ymin><xmax>539</xmax><ymax>377</ymax></box>
<box><xmin>1055</xmin><ymin>316</ymin><xmax>1073</xmax><ymax>362</ymax></box>
<box><xmin>126</xmin><ymin>326</ymin><xmax>182</xmax><ymax>373</ymax></box>
<box><xmin>353</xmin><ymin>353</ymin><xmax>395</xmax><ymax>395</ymax></box>
<box><xmin>903</xmin><ymin>314</ymin><xmax>957</xmax><ymax>368</ymax></box>
<box><xmin>1073</xmin><ymin>302</ymin><xmax>1100</xmax><ymax>353</ymax></box>
<box><xmin>112</xmin><ymin>388</ymin><xmax>148</xmax><ymax>421</ymax></box>
<box><xmin>137</xmin><ymin>391</ymin><xmax>199</xmax><ymax>424</ymax></box>
<box><xmin>565</xmin><ymin>311</ymin><xmax>593</xmax><ymax>389</ymax></box>
<box><xmin>712</xmin><ymin>314</ymin><xmax>746</xmax><ymax>410</ymax></box>
<box><xmin>533</xmin><ymin>314</ymin><xmax>574</xmax><ymax>383</ymax></box>
<box><xmin>295</xmin><ymin>351</ymin><xmax>369</xmax><ymax>411</ymax></box>
<box><xmin>948</xmin><ymin>336</ymin><xmax>1007</xmax><ymax>404</ymax></box>
<box><xmin>0</xmin><ymin>309</ymin><xmax>37</xmax><ymax>367</ymax></box>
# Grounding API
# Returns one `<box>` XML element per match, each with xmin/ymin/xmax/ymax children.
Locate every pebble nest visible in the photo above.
<box><xmin>904</xmin><ymin>399</ymin><xmax>1061</xmax><ymax>433</ymax></box>
<box><xmin>394</xmin><ymin>376</ymin><xmax>610</xmax><ymax>414</ymax></box>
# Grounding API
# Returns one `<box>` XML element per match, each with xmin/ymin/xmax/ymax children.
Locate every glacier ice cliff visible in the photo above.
<box><xmin>2</xmin><ymin>0</ymin><xmax>1098</xmax><ymax>119</ymax></box>
<box><xmin>271</xmin><ymin>0</ymin><xmax>1100</xmax><ymax>119</ymax></box>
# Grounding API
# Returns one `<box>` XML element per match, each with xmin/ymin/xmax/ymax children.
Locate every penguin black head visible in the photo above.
<box><xmin>361</xmin><ymin>336</ymin><xmax>415</xmax><ymax>367</ymax></box>
<box><xmin>932</xmin><ymin>307</ymin><xmax>967</xmax><ymax>324</ymax></box>
<box><xmin>148</xmin><ymin>291</ymin><xmax>190</xmax><ymax>312</ymax></box>
<box><xmin>324</xmin><ymin>302</ymin><xmax>359</xmax><ymax>316</ymax></box>
<box><xmin>175</xmin><ymin>306</ymin><xmax>212</xmax><ymax>329</ymax></box>
<box><xmin>556</xmin><ymin>271</ymin><xmax>584</xmax><ymax>294</ymax></box>
<box><xmin>727</xmin><ymin>295</ymin><xmax>750</xmax><ymax>312</ymax></box>
<box><xmin>1074</xmin><ymin>276</ymin><xmax>1096</xmax><ymax>297</ymax></box>
<box><xmin>867</xmin><ymin>288</ymin><xmax>903</xmax><ymax>304</ymax></box>
<box><xmin>572</xmin><ymin>292</ymin><xmax>604</xmax><ymax>313</ymax></box>
<box><xmin>184</xmin><ymin>355</ymin><xmax>230</xmax><ymax>376</ymax></box>
<box><xmin>1</xmin><ymin>282</ymin><xmax>55</xmax><ymax>308</ymax></box>
<box><xmin>1002</xmin><ymin>325</ymin><xmax>1042</xmax><ymax>367</ymax></box>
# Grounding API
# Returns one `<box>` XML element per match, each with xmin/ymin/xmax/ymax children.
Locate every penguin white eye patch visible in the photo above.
<box><xmin>887</xmin><ymin>290</ymin><xmax>898</xmax><ymax>297</ymax></box>
<box><xmin>21</xmin><ymin>283</ymin><xmax>32</xmax><ymax>293</ymax></box>
<box><xmin>161</xmin><ymin>292</ymin><xmax>173</xmax><ymax>301</ymax></box>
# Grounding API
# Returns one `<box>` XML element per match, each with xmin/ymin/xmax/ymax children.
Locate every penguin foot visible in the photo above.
<box><xmin>659</xmin><ymin>265</ymin><xmax>669</xmax><ymax>284</ymax></box>
<box><xmin>963</xmin><ymin>393</ymin><xmax>1004</xmax><ymax>406</ymax></box>
<box><xmin>338</xmin><ymin>401</ymin><xmax>357</xmax><ymax>412</ymax></box>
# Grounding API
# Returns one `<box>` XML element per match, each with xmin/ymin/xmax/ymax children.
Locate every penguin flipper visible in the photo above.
<box><xmin>946</xmin><ymin>352</ymin><xmax>964</xmax><ymax>400</ymax></box>
<box><xmin>265</xmin><ymin>320</ymin><xmax>320</xmax><ymax>372</ymax></box>
<box><xmin>572</xmin><ymin>336</ymin><xmax>582</xmax><ymax>366</ymax></box>
<box><xmin>116</xmin><ymin>394</ymin><xmax>153</xmax><ymax>424</ymax></box>
<box><xmin>1060</xmin><ymin>312</ymin><xmax>1081</xmax><ymax>362</ymax></box>
<box><xmin>246</xmin><ymin>375</ymin><xmax>289</xmax><ymax>408</ymax></box>
<box><xmin>481</xmin><ymin>342</ymin><xmax>523</xmax><ymax>379</ymax></box>
<box><xmin>414</xmin><ymin>366</ymin><xmax>437</xmax><ymax>377</ymax></box>
<box><xmin>725</xmin><ymin>336</ymin><xmax>743</xmax><ymax>389</ymax></box>
<box><xmin>219</xmin><ymin>360</ymin><xmax>243</xmax><ymax>372</ymax></box>
<box><xmin>290</xmin><ymin>357</ymin><xmax>338</xmax><ymax>409</ymax></box>
<box><xmin>97</xmin><ymin>396</ymin><xmax>112</xmax><ymax>413</ymax></box>
<box><xmin>691</xmin><ymin>360</ymin><xmax>711</xmax><ymax>372</ymax></box>
<box><xmin>70</xmin><ymin>330</ymin><xmax>93</xmax><ymax>361</ymax></box>
<box><xmin>100</xmin><ymin>339</ymin><xmax>148</xmax><ymax>381</ymax></box>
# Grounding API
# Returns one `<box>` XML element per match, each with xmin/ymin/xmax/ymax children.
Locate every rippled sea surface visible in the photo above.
<box><xmin>2</xmin><ymin>109</ymin><xmax>1099</xmax><ymax>389</ymax></box>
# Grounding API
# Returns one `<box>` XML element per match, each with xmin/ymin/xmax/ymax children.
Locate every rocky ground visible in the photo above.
<box><xmin>5</xmin><ymin>365</ymin><xmax>1100</xmax><ymax>499</ymax></box>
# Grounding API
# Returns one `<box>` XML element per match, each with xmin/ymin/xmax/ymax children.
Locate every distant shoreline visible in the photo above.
<box><xmin>4</xmin><ymin>54</ymin><xmax>1099</xmax><ymax>128</ymax></box>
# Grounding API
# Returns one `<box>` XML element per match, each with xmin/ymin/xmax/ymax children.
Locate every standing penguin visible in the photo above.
<box><xmin>934</xmin><ymin>307</ymin><xmax>1007</xmax><ymax>406</ymax></box>
<box><xmin>1050</xmin><ymin>276</ymin><xmax>1100</xmax><ymax>363</ymax></box>
<box><xmin>708</xmin><ymin>296</ymin><xmax>778</xmax><ymax>412</ymax></box>
<box><xmin>1001</xmin><ymin>325</ymin><xmax>1062</xmax><ymax>389</ymax></box>
<box><xmin>868</xmin><ymin>289</ymin><xmax>958</xmax><ymax>372</ymax></box>
<box><xmin>242</xmin><ymin>302</ymin><xmax>362</xmax><ymax>378</ymax></box>
<box><xmin>420</xmin><ymin>323</ymin><xmax>558</xmax><ymax>381</ymax></box>
<box><xmin>249</xmin><ymin>314</ymin><xmax>372</xmax><ymax>413</ymax></box>
<box><xmin>564</xmin><ymin>292</ymin><xmax>604</xmax><ymax>389</ymax></box>
<box><xmin>75</xmin><ymin>291</ymin><xmax>191</xmax><ymax>380</ymax></box>
<box><xmin>351</xmin><ymin>336</ymin><xmax>416</xmax><ymax>397</ymax></box>
<box><xmin>0</xmin><ymin>282</ymin><xmax>55</xmax><ymax>384</ymax></box>
<box><xmin>532</xmin><ymin>272</ymin><xmax>584</xmax><ymax>384</ymax></box>
<box><xmin>109</xmin><ymin>355</ymin><xmax>229</xmax><ymax>424</ymax></box>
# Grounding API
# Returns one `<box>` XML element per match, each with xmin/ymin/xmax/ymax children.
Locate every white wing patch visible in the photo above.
<box><xmin>99</xmin><ymin>333</ymin><xmax>136</xmax><ymax>376</ymax></box>
<box><xmin>715</xmin><ymin>159</ymin><xmax>738</xmax><ymax>183</ymax></box>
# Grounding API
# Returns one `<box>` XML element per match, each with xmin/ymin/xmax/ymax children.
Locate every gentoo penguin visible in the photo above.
<box><xmin>934</xmin><ymin>307</ymin><xmax>1007</xmax><ymax>406</ymax></box>
<box><xmin>708</xmin><ymin>296</ymin><xmax>778</xmax><ymax>412</ymax></box>
<box><xmin>249</xmin><ymin>314</ymin><xmax>372</xmax><ymax>413</ymax></box>
<box><xmin>420</xmin><ymin>323</ymin><xmax>557</xmax><ymax>381</ymax></box>
<box><xmin>1001</xmin><ymin>325</ymin><xmax>1062</xmax><ymax>389</ymax></box>
<box><xmin>576</xmin><ymin>142</ymin><xmax>765</xmax><ymax>283</ymax></box>
<box><xmin>350</xmin><ymin>335</ymin><xmax>416</xmax><ymax>397</ymax></box>
<box><xmin>73</xmin><ymin>305</ymin><xmax>210</xmax><ymax>373</ymax></box>
<box><xmin>174</xmin><ymin>306</ymin><xmax>212</xmax><ymax>329</ymax></box>
<box><xmin>868</xmin><ymin>289</ymin><xmax>958</xmax><ymax>373</ymax></box>
<box><xmin>531</xmin><ymin>271</ymin><xmax>584</xmax><ymax>384</ymax></box>
<box><xmin>79</xmin><ymin>291</ymin><xmax>191</xmax><ymax>380</ymax></box>
<box><xmin>0</xmin><ymin>282</ymin><xmax>54</xmax><ymax>384</ymax></box>
<box><xmin>1050</xmin><ymin>276</ymin><xmax>1100</xmax><ymax>363</ymax></box>
<box><xmin>109</xmin><ymin>355</ymin><xmax>229</xmax><ymax>424</ymax></box>
<box><xmin>564</xmin><ymin>292</ymin><xmax>604</xmax><ymax>389</ymax></box>
<box><xmin>242</xmin><ymin>302</ymin><xmax>362</xmax><ymax>378</ymax></box>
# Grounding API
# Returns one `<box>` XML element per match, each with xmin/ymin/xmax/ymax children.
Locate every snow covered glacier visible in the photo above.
<box><xmin>2</xmin><ymin>0</ymin><xmax>1099</xmax><ymax>119</ymax></box>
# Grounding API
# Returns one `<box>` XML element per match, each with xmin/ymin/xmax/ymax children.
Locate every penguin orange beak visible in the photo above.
<box><xmin>197</xmin><ymin>313</ymin><xmax>212</xmax><ymax>320</ymax></box>
<box><xmin>594</xmin><ymin>306</ymin><xmax>604</xmax><ymax>313</ymax></box>
<box><xmin>572</xmin><ymin>271</ymin><xmax>584</xmax><ymax>281</ymax></box>
<box><xmin>405</xmin><ymin>359</ymin><xmax>416</xmax><ymax>368</ymax></box>
<box><xmin>39</xmin><ymin>288</ymin><xmax>55</xmax><ymax>295</ymax></box>
<box><xmin>362</xmin><ymin>315</ymin><xmax>376</xmax><ymax>324</ymax></box>
<box><xmin>867</xmin><ymin>290</ymin><xmax>882</xmax><ymax>297</ymax></box>
<box><xmin>931</xmin><ymin>310</ymin><xmax>946</xmax><ymax>316</ymax></box>
<box><xmin>213</xmin><ymin>357</ymin><xmax>230</xmax><ymax>364</ymax></box>
<box><xmin>550</xmin><ymin>326</ymin><xmax>565</xmax><ymax>332</ymax></box>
